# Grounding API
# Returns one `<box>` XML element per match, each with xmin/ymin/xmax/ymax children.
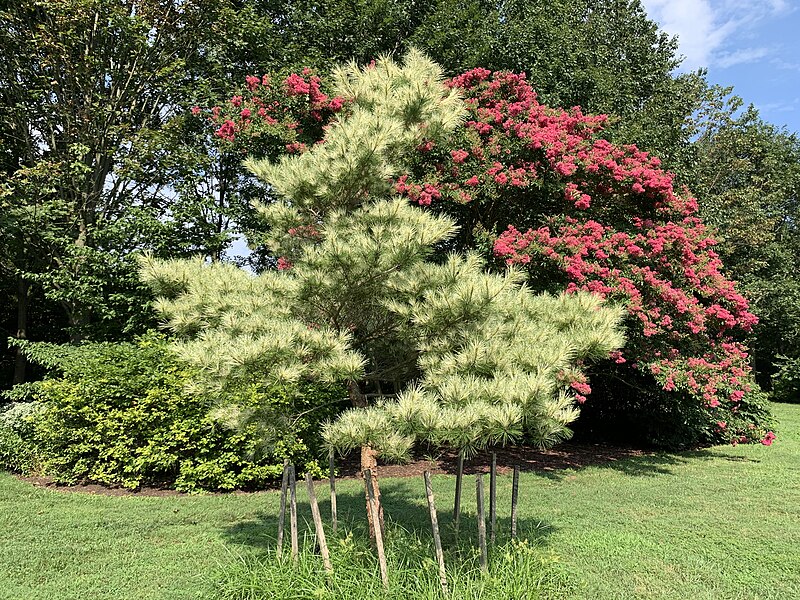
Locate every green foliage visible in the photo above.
<box><xmin>13</xmin><ymin>333</ymin><xmax>346</xmax><ymax>491</ymax></box>
<box><xmin>574</xmin><ymin>368</ymin><xmax>775</xmax><ymax>448</ymax></box>
<box><xmin>691</xmin><ymin>91</ymin><xmax>800</xmax><ymax>394</ymax></box>
<box><xmin>772</xmin><ymin>356</ymin><xmax>800</xmax><ymax>404</ymax></box>
<box><xmin>0</xmin><ymin>401</ymin><xmax>43</xmax><ymax>473</ymax></box>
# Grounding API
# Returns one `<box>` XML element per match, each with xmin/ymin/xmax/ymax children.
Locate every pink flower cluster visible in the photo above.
<box><xmin>197</xmin><ymin>69</ymin><xmax>346</xmax><ymax>146</ymax></box>
<box><xmin>283</xmin><ymin>70</ymin><xmax>343</xmax><ymax>119</ymax></box>
<box><xmin>394</xmin><ymin>175</ymin><xmax>443</xmax><ymax>206</ymax></box>
<box><xmin>287</xmin><ymin>224</ymin><xmax>321</xmax><ymax>239</ymax></box>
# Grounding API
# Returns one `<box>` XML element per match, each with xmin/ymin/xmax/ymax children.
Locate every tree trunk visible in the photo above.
<box><xmin>361</xmin><ymin>445</ymin><xmax>384</xmax><ymax>539</ymax></box>
<box><xmin>13</xmin><ymin>277</ymin><xmax>29</xmax><ymax>385</ymax></box>
<box><xmin>349</xmin><ymin>380</ymin><xmax>384</xmax><ymax>539</ymax></box>
<box><xmin>65</xmin><ymin>305</ymin><xmax>85</xmax><ymax>345</ymax></box>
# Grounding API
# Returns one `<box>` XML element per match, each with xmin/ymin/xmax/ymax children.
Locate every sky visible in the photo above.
<box><xmin>641</xmin><ymin>0</ymin><xmax>800</xmax><ymax>134</ymax></box>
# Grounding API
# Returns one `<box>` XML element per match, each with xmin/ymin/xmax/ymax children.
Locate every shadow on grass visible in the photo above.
<box><xmin>585</xmin><ymin>452</ymin><xmax>690</xmax><ymax>477</ymax></box>
<box><xmin>221</xmin><ymin>485</ymin><xmax>556</xmax><ymax>558</ymax></box>
<box><xmin>220</xmin><ymin>443</ymin><xmax>758</xmax><ymax>561</ymax></box>
<box><xmin>681</xmin><ymin>449</ymin><xmax>762</xmax><ymax>463</ymax></box>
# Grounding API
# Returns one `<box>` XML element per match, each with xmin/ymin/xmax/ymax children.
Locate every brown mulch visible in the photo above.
<box><xmin>336</xmin><ymin>442</ymin><xmax>653</xmax><ymax>480</ymax></box>
<box><xmin>16</xmin><ymin>441</ymin><xmax>653</xmax><ymax>498</ymax></box>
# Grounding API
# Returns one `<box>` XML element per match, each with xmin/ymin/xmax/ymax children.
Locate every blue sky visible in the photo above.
<box><xmin>642</xmin><ymin>0</ymin><xmax>800</xmax><ymax>133</ymax></box>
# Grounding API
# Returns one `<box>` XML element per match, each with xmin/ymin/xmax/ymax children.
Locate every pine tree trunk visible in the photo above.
<box><xmin>361</xmin><ymin>445</ymin><xmax>384</xmax><ymax>539</ymax></box>
<box><xmin>13</xmin><ymin>277</ymin><xmax>29</xmax><ymax>385</ymax></box>
<box><xmin>349</xmin><ymin>380</ymin><xmax>384</xmax><ymax>539</ymax></box>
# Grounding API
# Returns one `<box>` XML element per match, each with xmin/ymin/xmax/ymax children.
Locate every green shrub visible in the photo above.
<box><xmin>15</xmin><ymin>333</ymin><xmax>347</xmax><ymax>491</ymax></box>
<box><xmin>0</xmin><ymin>401</ymin><xmax>44</xmax><ymax>473</ymax></box>
<box><xmin>772</xmin><ymin>356</ymin><xmax>800</xmax><ymax>404</ymax></box>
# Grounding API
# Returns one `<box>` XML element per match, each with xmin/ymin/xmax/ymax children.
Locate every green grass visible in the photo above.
<box><xmin>2</xmin><ymin>402</ymin><xmax>799</xmax><ymax>599</ymax></box>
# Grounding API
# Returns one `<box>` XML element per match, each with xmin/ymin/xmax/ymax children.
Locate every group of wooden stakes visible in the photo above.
<box><xmin>275</xmin><ymin>451</ymin><xmax>522</xmax><ymax>595</ymax></box>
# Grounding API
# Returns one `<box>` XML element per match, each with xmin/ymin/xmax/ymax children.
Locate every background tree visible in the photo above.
<box><xmin>179</xmin><ymin>0</ymin><xmax>709</xmax><ymax>274</ymax></box>
<box><xmin>691</xmin><ymin>88</ymin><xmax>800</xmax><ymax>401</ymax></box>
<box><xmin>0</xmin><ymin>0</ymin><xmax>284</xmax><ymax>384</ymax></box>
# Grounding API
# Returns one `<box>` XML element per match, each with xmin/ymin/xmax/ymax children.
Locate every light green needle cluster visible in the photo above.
<box><xmin>140</xmin><ymin>255</ymin><xmax>366</xmax><ymax>391</ymax></box>
<box><xmin>324</xmin><ymin>260</ymin><xmax>625</xmax><ymax>459</ymax></box>
<box><xmin>143</xmin><ymin>51</ymin><xmax>625</xmax><ymax>464</ymax></box>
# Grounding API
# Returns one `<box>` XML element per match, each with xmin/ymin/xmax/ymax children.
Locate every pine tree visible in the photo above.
<box><xmin>142</xmin><ymin>51</ymin><xmax>625</xmax><ymax>527</ymax></box>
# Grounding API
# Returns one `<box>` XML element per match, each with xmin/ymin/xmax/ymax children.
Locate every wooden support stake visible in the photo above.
<box><xmin>364</xmin><ymin>468</ymin><xmax>389</xmax><ymax>590</ymax></box>
<box><xmin>306</xmin><ymin>474</ymin><xmax>333</xmax><ymax>573</ymax></box>
<box><xmin>276</xmin><ymin>459</ymin><xmax>289</xmax><ymax>559</ymax></box>
<box><xmin>329</xmin><ymin>449</ymin><xmax>337</xmax><ymax>533</ymax></box>
<box><xmin>289</xmin><ymin>463</ymin><xmax>299</xmax><ymax>562</ymax></box>
<box><xmin>423</xmin><ymin>471</ymin><xmax>448</xmax><ymax>597</ymax></box>
<box><xmin>489</xmin><ymin>451</ymin><xmax>497</xmax><ymax>544</ymax></box>
<box><xmin>476</xmin><ymin>473</ymin><xmax>488</xmax><ymax>572</ymax></box>
<box><xmin>453</xmin><ymin>451</ymin><xmax>464</xmax><ymax>539</ymax></box>
<box><xmin>511</xmin><ymin>465</ymin><xmax>520</xmax><ymax>540</ymax></box>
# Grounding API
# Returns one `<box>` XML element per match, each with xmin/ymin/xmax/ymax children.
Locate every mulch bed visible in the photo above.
<box><xmin>337</xmin><ymin>442</ymin><xmax>652</xmax><ymax>479</ymax></box>
<box><xmin>16</xmin><ymin>441</ymin><xmax>652</xmax><ymax>497</ymax></box>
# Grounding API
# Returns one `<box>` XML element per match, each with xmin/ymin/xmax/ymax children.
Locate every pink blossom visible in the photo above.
<box><xmin>284</xmin><ymin>73</ymin><xmax>311</xmax><ymax>95</ymax></box>
<box><xmin>451</xmin><ymin>149</ymin><xmax>470</xmax><ymax>164</ymax></box>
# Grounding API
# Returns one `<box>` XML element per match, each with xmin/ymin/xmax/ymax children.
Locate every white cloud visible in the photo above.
<box><xmin>641</xmin><ymin>0</ymin><xmax>789</xmax><ymax>70</ymax></box>
<box><xmin>641</xmin><ymin>0</ymin><xmax>725</xmax><ymax>70</ymax></box>
<box><xmin>715</xmin><ymin>47</ymin><xmax>770</xmax><ymax>68</ymax></box>
<box><xmin>758</xmin><ymin>99</ymin><xmax>798</xmax><ymax>114</ymax></box>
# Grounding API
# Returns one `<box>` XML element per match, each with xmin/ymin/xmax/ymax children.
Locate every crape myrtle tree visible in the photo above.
<box><xmin>142</xmin><ymin>53</ymin><xmax>626</xmax><ymax>528</ymax></box>
<box><xmin>391</xmin><ymin>68</ymin><xmax>775</xmax><ymax>446</ymax></box>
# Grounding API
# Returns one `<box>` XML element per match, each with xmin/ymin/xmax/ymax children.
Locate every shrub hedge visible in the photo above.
<box><xmin>0</xmin><ymin>333</ymin><xmax>347</xmax><ymax>491</ymax></box>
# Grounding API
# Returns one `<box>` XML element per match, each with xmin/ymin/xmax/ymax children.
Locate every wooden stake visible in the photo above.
<box><xmin>423</xmin><ymin>471</ymin><xmax>448</xmax><ymax>597</ymax></box>
<box><xmin>329</xmin><ymin>448</ymin><xmax>337</xmax><ymax>533</ymax></box>
<box><xmin>289</xmin><ymin>463</ymin><xmax>298</xmax><ymax>562</ymax></box>
<box><xmin>476</xmin><ymin>473</ymin><xmax>488</xmax><ymax>572</ymax></box>
<box><xmin>511</xmin><ymin>465</ymin><xmax>520</xmax><ymax>540</ymax></box>
<box><xmin>453</xmin><ymin>451</ymin><xmax>464</xmax><ymax>539</ymax></box>
<box><xmin>305</xmin><ymin>474</ymin><xmax>333</xmax><ymax>573</ymax></box>
<box><xmin>364</xmin><ymin>468</ymin><xmax>389</xmax><ymax>589</ymax></box>
<box><xmin>276</xmin><ymin>459</ymin><xmax>289</xmax><ymax>559</ymax></box>
<box><xmin>489</xmin><ymin>451</ymin><xmax>497</xmax><ymax>544</ymax></box>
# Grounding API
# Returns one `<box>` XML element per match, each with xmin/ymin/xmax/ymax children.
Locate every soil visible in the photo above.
<box><xmin>15</xmin><ymin>441</ymin><xmax>653</xmax><ymax>497</ymax></box>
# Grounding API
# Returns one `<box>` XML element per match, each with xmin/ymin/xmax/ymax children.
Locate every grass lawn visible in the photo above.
<box><xmin>1</xmin><ymin>402</ymin><xmax>798</xmax><ymax>600</ymax></box>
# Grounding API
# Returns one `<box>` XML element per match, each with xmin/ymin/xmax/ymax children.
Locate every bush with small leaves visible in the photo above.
<box><xmin>13</xmin><ymin>333</ymin><xmax>346</xmax><ymax>491</ymax></box>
